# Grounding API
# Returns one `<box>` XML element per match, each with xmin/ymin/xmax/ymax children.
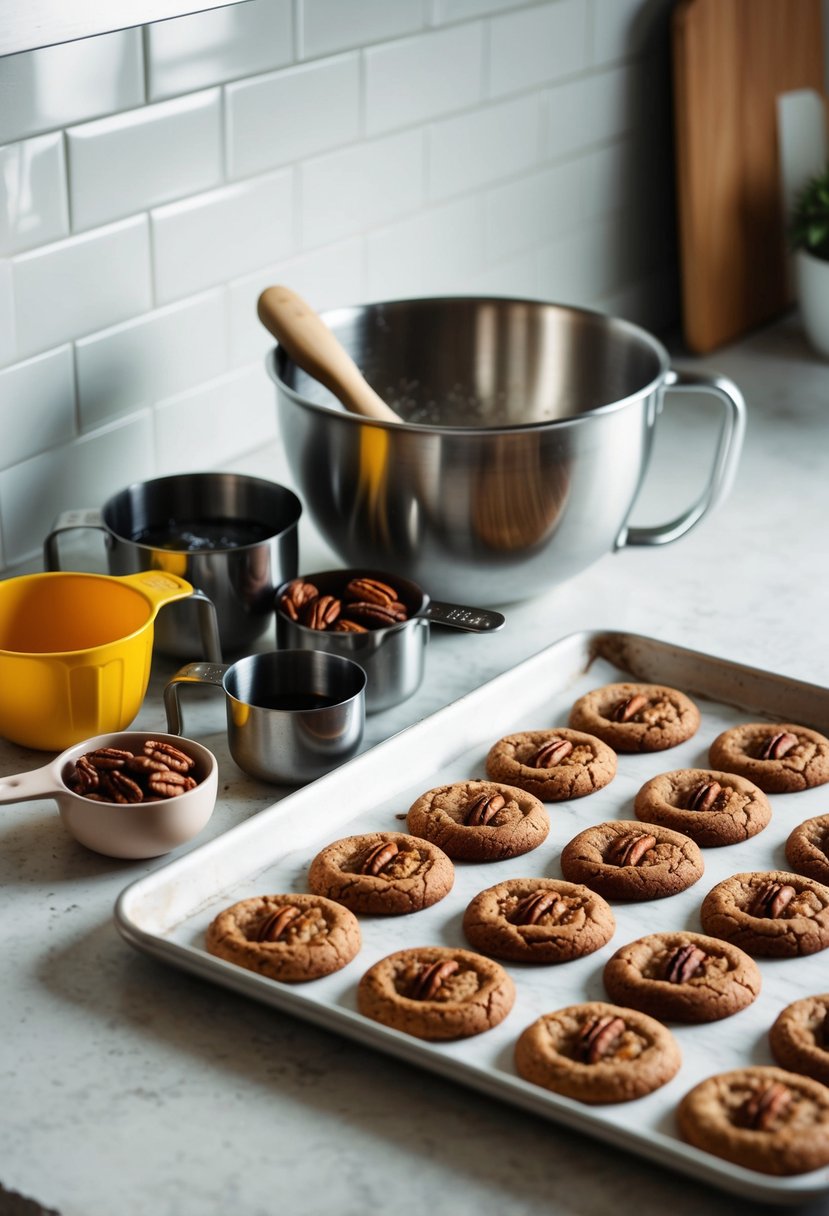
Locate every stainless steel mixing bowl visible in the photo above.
<box><xmin>265</xmin><ymin>297</ymin><xmax>745</xmax><ymax>605</ymax></box>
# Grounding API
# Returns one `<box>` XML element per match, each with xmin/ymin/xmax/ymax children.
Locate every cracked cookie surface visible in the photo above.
<box><xmin>700</xmin><ymin>870</ymin><xmax>829</xmax><ymax>957</ymax></box>
<box><xmin>357</xmin><ymin>945</ymin><xmax>514</xmax><ymax>1040</ymax></box>
<box><xmin>205</xmin><ymin>892</ymin><xmax>361</xmax><ymax>982</ymax></box>
<box><xmin>708</xmin><ymin>722</ymin><xmax>829</xmax><ymax>793</ymax></box>
<box><xmin>602</xmin><ymin>930</ymin><xmax>760</xmax><ymax>1023</ymax></box>
<box><xmin>770</xmin><ymin>995</ymin><xmax>829</xmax><ymax>1086</ymax></box>
<box><xmin>634</xmin><ymin>768</ymin><xmax>771</xmax><ymax>848</ymax></box>
<box><xmin>559</xmin><ymin>819</ymin><xmax>704</xmax><ymax>901</ymax></box>
<box><xmin>307</xmin><ymin>831</ymin><xmax>454</xmax><ymax>915</ymax></box>
<box><xmin>515</xmin><ymin>1000</ymin><xmax>681</xmax><ymax>1104</ymax></box>
<box><xmin>485</xmin><ymin>727</ymin><xmax>616</xmax><ymax>801</ymax></box>
<box><xmin>567</xmin><ymin>682</ymin><xmax>700</xmax><ymax>753</ymax></box>
<box><xmin>678</xmin><ymin>1066</ymin><xmax>829</xmax><ymax>1175</ymax></box>
<box><xmin>786</xmin><ymin>814</ymin><xmax>829</xmax><ymax>885</ymax></box>
<box><xmin>406</xmin><ymin>780</ymin><xmax>549</xmax><ymax>862</ymax></box>
<box><xmin>462</xmin><ymin>877</ymin><xmax>615</xmax><ymax>963</ymax></box>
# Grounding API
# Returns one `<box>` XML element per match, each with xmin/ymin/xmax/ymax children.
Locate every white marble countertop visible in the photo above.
<box><xmin>1</xmin><ymin>315</ymin><xmax>828</xmax><ymax>1216</ymax></box>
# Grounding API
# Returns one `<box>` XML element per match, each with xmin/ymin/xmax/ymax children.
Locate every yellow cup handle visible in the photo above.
<box><xmin>117</xmin><ymin>571</ymin><xmax>194</xmax><ymax>619</ymax></box>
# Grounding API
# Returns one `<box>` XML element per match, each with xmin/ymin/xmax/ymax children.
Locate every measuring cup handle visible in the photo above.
<box><xmin>164</xmin><ymin>662</ymin><xmax>229</xmax><ymax>735</ymax></box>
<box><xmin>0</xmin><ymin>762</ymin><xmax>58</xmax><ymax>806</ymax></box>
<box><xmin>186</xmin><ymin>590</ymin><xmax>223</xmax><ymax>664</ymax></box>
<box><xmin>617</xmin><ymin>368</ymin><xmax>746</xmax><ymax>548</ymax></box>
<box><xmin>422</xmin><ymin>602</ymin><xmax>506</xmax><ymax>632</ymax></box>
<box><xmin>44</xmin><ymin>508</ymin><xmax>106</xmax><ymax>570</ymax></box>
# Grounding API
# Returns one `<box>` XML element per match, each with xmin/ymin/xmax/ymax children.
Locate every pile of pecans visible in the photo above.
<box><xmin>278</xmin><ymin>576</ymin><xmax>409</xmax><ymax>633</ymax></box>
<box><xmin>65</xmin><ymin>740</ymin><xmax>199</xmax><ymax>803</ymax></box>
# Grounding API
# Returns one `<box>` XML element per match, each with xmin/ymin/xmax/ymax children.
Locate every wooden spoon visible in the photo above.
<box><xmin>257</xmin><ymin>285</ymin><xmax>400</xmax><ymax>424</ymax></box>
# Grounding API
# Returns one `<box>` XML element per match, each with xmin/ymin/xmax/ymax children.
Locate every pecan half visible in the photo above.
<box><xmin>533</xmin><ymin>738</ymin><xmax>573</xmax><ymax>768</ymax></box>
<box><xmin>663</xmin><ymin>943</ymin><xmax>707</xmax><ymax>983</ymax></box>
<box><xmin>67</xmin><ymin>754</ymin><xmax>101</xmax><ymax>794</ymax></box>
<box><xmin>750</xmin><ymin>880</ymin><xmax>796</xmax><ymax>918</ymax></box>
<box><xmin>254</xmin><ymin>905</ymin><xmax>302</xmax><ymax>943</ymax></box>
<box><xmin>303</xmin><ymin>594</ymin><xmax>341</xmax><ymax>630</ymax></box>
<box><xmin>142</xmin><ymin>739</ymin><xmax>195</xmax><ymax>773</ymax></box>
<box><xmin>85</xmin><ymin>747</ymin><xmax>132</xmax><ymax>770</ymax></box>
<box><xmin>147</xmin><ymin>770</ymin><xmax>197</xmax><ymax>798</ymax></box>
<box><xmin>360</xmin><ymin>840</ymin><xmax>399</xmax><ymax>876</ymax></box>
<box><xmin>344</xmin><ymin>577</ymin><xmax>399</xmax><ymax>606</ymax></box>
<box><xmin>686</xmin><ymin>780</ymin><xmax>722</xmax><ymax>812</ymax></box>
<box><xmin>740</xmin><ymin>1082</ymin><xmax>793</xmax><ymax>1130</ymax></box>
<box><xmin>331</xmin><ymin>619</ymin><xmax>368</xmax><ymax>634</ymax></box>
<box><xmin>514</xmin><ymin>891</ymin><xmax>562</xmax><ymax>925</ymax></box>
<box><xmin>278</xmin><ymin>579</ymin><xmax>319</xmax><ymax>620</ymax></box>
<box><xmin>758</xmin><ymin>731</ymin><xmax>798</xmax><ymax>760</ymax></box>
<box><xmin>102</xmin><ymin>770</ymin><xmax>145</xmax><ymax>804</ymax></box>
<box><xmin>605</xmin><ymin>831</ymin><xmax>657</xmax><ymax>867</ymax></box>
<box><xmin>464</xmin><ymin>792</ymin><xmax>505</xmax><ymax>826</ymax></box>
<box><xmin>409</xmin><ymin>959</ymin><xmax>458</xmax><ymax>1001</ymax></box>
<box><xmin>821</xmin><ymin>1008</ymin><xmax>829</xmax><ymax>1048</ymax></box>
<box><xmin>342</xmin><ymin>601</ymin><xmax>407</xmax><ymax>628</ymax></box>
<box><xmin>612</xmin><ymin>693</ymin><xmax>648</xmax><ymax>723</ymax></box>
<box><xmin>576</xmin><ymin>1015</ymin><xmax>626</xmax><ymax>1064</ymax></box>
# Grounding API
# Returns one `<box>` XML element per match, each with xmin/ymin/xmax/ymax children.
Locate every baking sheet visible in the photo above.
<box><xmin>115</xmin><ymin>630</ymin><xmax>829</xmax><ymax>1204</ymax></box>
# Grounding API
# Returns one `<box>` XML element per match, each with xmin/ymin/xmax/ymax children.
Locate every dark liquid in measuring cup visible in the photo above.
<box><xmin>132</xmin><ymin>518</ymin><xmax>273</xmax><ymax>551</ymax></box>
<box><xmin>255</xmin><ymin>693</ymin><xmax>341</xmax><ymax>711</ymax></box>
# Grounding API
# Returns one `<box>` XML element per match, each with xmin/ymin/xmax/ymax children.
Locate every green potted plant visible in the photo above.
<box><xmin>789</xmin><ymin>165</ymin><xmax>829</xmax><ymax>357</ymax></box>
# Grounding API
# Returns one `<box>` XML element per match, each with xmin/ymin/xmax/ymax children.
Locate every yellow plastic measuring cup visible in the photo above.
<box><xmin>0</xmin><ymin>570</ymin><xmax>194</xmax><ymax>750</ymax></box>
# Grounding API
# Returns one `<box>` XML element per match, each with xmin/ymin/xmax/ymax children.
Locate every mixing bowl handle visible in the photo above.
<box><xmin>44</xmin><ymin>508</ymin><xmax>106</xmax><ymax>568</ymax></box>
<box><xmin>617</xmin><ymin>368</ymin><xmax>746</xmax><ymax>548</ymax></box>
<box><xmin>164</xmin><ymin>662</ymin><xmax>229</xmax><ymax>735</ymax></box>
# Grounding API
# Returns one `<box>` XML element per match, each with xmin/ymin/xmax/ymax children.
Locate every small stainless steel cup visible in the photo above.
<box><xmin>45</xmin><ymin>472</ymin><xmax>302</xmax><ymax>660</ymax></box>
<box><xmin>163</xmin><ymin>650</ymin><xmax>366</xmax><ymax>784</ymax></box>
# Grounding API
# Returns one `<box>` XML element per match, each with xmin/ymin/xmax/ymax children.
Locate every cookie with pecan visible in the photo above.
<box><xmin>205</xmin><ymin>893</ymin><xmax>360</xmax><ymax>983</ymax></box>
<box><xmin>559</xmin><ymin>820</ymin><xmax>704</xmax><ymax>901</ymax></box>
<box><xmin>307</xmin><ymin>831</ymin><xmax>454</xmax><ymax>915</ymax></box>
<box><xmin>708</xmin><ymin>722</ymin><xmax>829</xmax><ymax>793</ymax></box>
<box><xmin>485</xmin><ymin>728</ymin><xmax>616</xmax><ymax>801</ymax></box>
<box><xmin>770</xmin><ymin>995</ymin><xmax>829</xmax><ymax>1086</ymax></box>
<box><xmin>602</xmin><ymin>931</ymin><xmax>761</xmax><ymax>1023</ymax></box>
<box><xmin>357</xmin><ymin>946</ymin><xmax>515</xmax><ymax>1041</ymax></box>
<box><xmin>786</xmin><ymin>814</ymin><xmax>829</xmax><ymax>885</ymax></box>
<box><xmin>567</xmin><ymin>682</ymin><xmax>700</xmax><ymax>753</ymax></box>
<box><xmin>406</xmin><ymin>780</ymin><xmax>549</xmax><ymax>862</ymax></box>
<box><xmin>634</xmin><ymin>768</ymin><xmax>771</xmax><ymax>848</ymax></box>
<box><xmin>462</xmin><ymin>878</ymin><xmax>615</xmax><ymax>964</ymax></box>
<box><xmin>700</xmin><ymin>871</ymin><xmax>829</xmax><ymax>958</ymax></box>
<box><xmin>515</xmin><ymin>1001</ymin><xmax>681</xmax><ymax>1104</ymax></box>
<box><xmin>677</xmin><ymin>1066</ymin><xmax>829</xmax><ymax>1175</ymax></box>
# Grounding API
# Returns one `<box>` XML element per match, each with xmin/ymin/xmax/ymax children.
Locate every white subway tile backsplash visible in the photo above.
<box><xmin>226</xmin><ymin>55</ymin><xmax>360</xmax><ymax>181</ymax></box>
<box><xmin>464</xmin><ymin>246</ymin><xmax>539</xmax><ymax>298</ymax></box>
<box><xmin>428</xmin><ymin>95</ymin><xmax>539</xmax><ymax>202</ymax></box>
<box><xmin>300</xmin><ymin>129</ymin><xmax>424</xmax><ymax>248</ymax></box>
<box><xmin>151</xmin><ymin>171</ymin><xmax>294</xmax><ymax>304</ymax></box>
<box><xmin>0</xmin><ymin>413</ymin><xmax>154</xmax><ymax>565</ymax></box>
<box><xmin>154</xmin><ymin>365</ymin><xmax>277</xmax><ymax>475</ymax></box>
<box><xmin>432</xmin><ymin>0</ymin><xmax>526</xmax><ymax>20</ymax></box>
<box><xmin>489</xmin><ymin>0</ymin><xmax>589</xmax><ymax>98</ymax></box>
<box><xmin>0</xmin><ymin>345</ymin><xmax>75</xmax><ymax>470</ymax></box>
<box><xmin>75</xmin><ymin>290</ymin><xmax>227</xmax><ymax>432</ymax></box>
<box><xmin>541</xmin><ymin>66</ymin><xmax>635</xmax><ymax>161</ymax></box>
<box><xmin>299</xmin><ymin>0</ymin><xmax>425</xmax><ymax>59</ymax></box>
<box><xmin>0</xmin><ymin>260</ymin><xmax>14</xmax><ymax>366</ymax></box>
<box><xmin>67</xmin><ymin>90</ymin><xmax>222</xmax><ymax>232</ymax></box>
<box><xmin>227</xmin><ymin>238</ymin><xmax>365</xmax><ymax>367</ymax></box>
<box><xmin>0</xmin><ymin>30</ymin><xmax>144</xmax><ymax>145</ymax></box>
<box><xmin>365</xmin><ymin>23</ymin><xmax>485</xmax><ymax>135</ymax></box>
<box><xmin>591</xmin><ymin>0</ymin><xmax>661</xmax><ymax>65</ymax></box>
<box><xmin>0</xmin><ymin>133</ymin><xmax>69</xmax><ymax>255</ymax></box>
<box><xmin>12</xmin><ymin>216</ymin><xmax>152</xmax><ymax>360</ymax></box>
<box><xmin>145</xmin><ymin>0</ymin><xmax>293</xmax><ymax>101</ymax></box>
<box><xmin>486</xmin><ymin>162</ymin><xmax>583</xmax><ymax>264</ymax></box>
<box><xmin>365</xmin><ymin>195</ymin><xmax>486</xmax><ymax>298</ymax></box>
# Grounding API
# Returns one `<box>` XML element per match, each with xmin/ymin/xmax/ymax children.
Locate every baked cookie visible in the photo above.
<box><xmin>484</xmin><ymin>728</ymin><xmax>616</xmax><ymax>801</ymax></box>
<box><xmin>307</xmin><ymin>831</ymin><xmax>453</xmax><ymax>915</ymax></box>
<box><xmin>462</xmin><ymin>878</ymin><xmax>615</xmax><ymax>964</ymax></box>
<box><xmin>205</xmin><ymin>893</ymin><xmax>360</xmax><ymax>983</ymax></box>
<box><xmin>357</xmin><ymin>946</ymin><xmax>515</xmax><ymax>1041</ymax></box>
<box><xmin>602</xmin><ymin>931</ymin><xmax>761</xmax><ymax>1023</ymax></box>
<box><xmin>770</xmin><ymin>995</ymin><xmax>829</xmax><ymax>1086</ymax></box>
<box><xmin>634</xmin><ymin>768</ymin><xmax>771</xmax><ymax>848</ymax></box>
<box><xmin>708</xmin><ymin>722</ymin><xmax>829</xmax><ymax>793</ymax></box>
<box><xmin>700</xmin><ymin>870</ymin><xmax>829</xmax><ymax>958</ymax></box>
<box><xmin>515</xmin><ymin>1001</ymin><xmax>681</xmax><ymax>1104</ymax></box>
<box><xmin>559</xmin><ymin>820</ymin><xmax>704</xmax><ymax>901</ymax></box>
<box><xmin>406</xmin><ymin>780</ymin><xmax>548</xmax><ymax>862</ymax></box>
<box><xmin>786</xmin><ymin>814</ymin><xmax>829</xmax><ymax>885</ymax></box>
<box><xmin>677</xmin><ymin>1066</ymin><xmax>829</xmax><ymax>1176</ymax></box>
<box><xmin>568</xmin><ymin>682</ymin><xmax>700</xmax><ymax>753</ymax></box>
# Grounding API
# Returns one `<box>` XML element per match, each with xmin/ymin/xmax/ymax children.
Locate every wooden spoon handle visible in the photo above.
<box><xmin>258</xmin><ymin>285</ymin><xmax>399</xmax><ymax>424</ymax></box>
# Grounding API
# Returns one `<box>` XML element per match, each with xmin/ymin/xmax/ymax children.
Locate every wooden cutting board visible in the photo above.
<box><xmin>673</xmin><ymin>0</ymin><xmax>825</xmax><ymax>353</ymax></box>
